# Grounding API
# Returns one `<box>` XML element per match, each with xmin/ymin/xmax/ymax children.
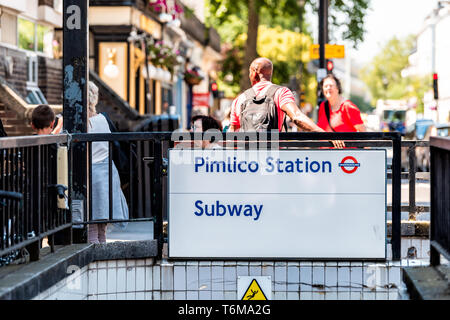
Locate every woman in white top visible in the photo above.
<box><xmin>88</xmin><ymin>81</ymin><xmax>128</xmax><ymax>243</ymax></box>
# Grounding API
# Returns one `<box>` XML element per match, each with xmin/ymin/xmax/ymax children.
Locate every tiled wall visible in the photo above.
<box><xmin>34</xmin><ymin>238</ymin><xmax>433</xmax><ymax>300</ymax></box>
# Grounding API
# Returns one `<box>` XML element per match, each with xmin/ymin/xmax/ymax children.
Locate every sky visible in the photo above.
<box><xmin>307</xmin><ymin>0</ymin><xmax>438</xmax><ymax>67</ymax></box>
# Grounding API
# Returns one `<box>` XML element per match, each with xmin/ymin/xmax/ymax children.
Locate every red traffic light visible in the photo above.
<box><xmin>433</xmin><ymin>73</ymin><xmax>438</xmax><ymax>80</ymax></box>
<box><xmin>211</xmin><ymin>82</ymin><xmax>218</xmax><ymax>91</ymax></box>
<box><xmin>327</xmin><ymin>60</ymin><xmax>334</xmax><ymax>72</ymax></box>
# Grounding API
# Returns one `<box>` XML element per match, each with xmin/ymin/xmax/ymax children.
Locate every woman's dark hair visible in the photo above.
<box><xmin>320</xmin><ymin>74</ymin><xmax>342</xmax><ymax>94</ymax></box>
<box><xmin>191</xmin><ymin>115</ymin><xmax>223</xmax><ymax>132</ymax></box>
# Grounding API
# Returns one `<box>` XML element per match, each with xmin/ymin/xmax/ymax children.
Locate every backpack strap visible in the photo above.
<box><xmin>323</xmin><ymin>100</ymin><xmax>336</xmax><ymax>132</ymax></box>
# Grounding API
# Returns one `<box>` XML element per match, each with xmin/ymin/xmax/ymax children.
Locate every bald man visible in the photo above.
<box><xmin>229</xmin><ymin>58</ymin><xmax>344</xmax><ymax>148</ymax></box>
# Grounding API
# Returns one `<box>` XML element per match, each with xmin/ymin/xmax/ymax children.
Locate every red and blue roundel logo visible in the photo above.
<box><xmin>339</xmin><ymin>156</ymin><xmax>360</xmax><ymax>174</ymax></box>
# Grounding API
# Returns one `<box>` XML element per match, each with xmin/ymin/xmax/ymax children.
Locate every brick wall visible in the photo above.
<box><xmin>38</xmin><ymin>56</ymin><xmax>62</xmax><ymax>104</ymax></box>
<box><xmin>0</xmin><ymin>44</ymin><xmax>63</xmax><ymax>136</ymax></box>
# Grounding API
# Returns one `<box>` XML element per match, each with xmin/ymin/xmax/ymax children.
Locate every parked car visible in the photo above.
<box><xmin>415</xmin><ymin>122</ymin><xmax>450</xmax><ymax>172</ymax></box>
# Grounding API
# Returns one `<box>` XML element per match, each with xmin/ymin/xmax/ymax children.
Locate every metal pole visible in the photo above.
<box><xmin>317</xmin><ymin>0</ymin><xmax>328</xmax><ymax>103</ymax></box>
<box><xmin>63</xmin><ymin>0</ymin><xmax>89</xmax><ymax>243</ymax></box>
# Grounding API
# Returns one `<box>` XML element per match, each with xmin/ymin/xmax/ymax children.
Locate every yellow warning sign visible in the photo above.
<box><xmin>310</xmin><ymin>44</ymin><xmax>345</xmax><ymax>59</ymax></box>
<box><xmin>241</xmin><ymin>279</ymin><xmax>268</xmax><ymax>300</ymax></box>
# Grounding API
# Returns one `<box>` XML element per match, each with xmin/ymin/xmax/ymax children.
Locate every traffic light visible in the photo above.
<box><xmin>300</xmin><ymin>91</ymin><xmax>306</xmax><ymax>108</ymax></box>
<box><xmin>210</xmin><ymin>81</ymin><xmax>219</xmax><ymax>98</ymax></box>
<box><xmin>326</xmin><ymin>60</ymin><xmax>334</xmax><ymax>74</ymax></box>
<box><xmin>433</xmin><ymin>73</ymin><xmax>439</xmax><ymax>100</ymax></box>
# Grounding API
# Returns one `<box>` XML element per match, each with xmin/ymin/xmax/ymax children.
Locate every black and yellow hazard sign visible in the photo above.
<box><xmin>241</xmin><ymin>279</ymin><xmax>268</xmax><ymax>300</ymax></box>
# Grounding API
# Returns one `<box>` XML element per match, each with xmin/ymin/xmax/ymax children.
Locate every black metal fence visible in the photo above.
<box><xmin>0</xmin><ymin>135</ymin><xmax>71</xmax><ymax>265</ymax></box>
<box><xmin>1</xmin><ymin>130</ymin><xmax>430</xmax><ymax>264</ymax></box>
<box><xmin>429</xmin><ymin>136</ymin><xmax>450</xmax><ymax>266</ymax></box>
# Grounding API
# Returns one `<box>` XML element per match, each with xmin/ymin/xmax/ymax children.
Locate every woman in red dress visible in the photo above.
<box><xmin>317</xmin><ymin>74</ymin><xmax>366</xmax><ymax>132</ymax></box>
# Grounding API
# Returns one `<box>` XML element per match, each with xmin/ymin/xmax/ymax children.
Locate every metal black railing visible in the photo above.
<box><xmin>1</xmin><ymin>131</ymin><xmax>430</xmax><ymax>263</ymax></box>
<box><xmin>0</xmin><ymin>134</ymin><xmax>71</xmax><ymax>264</ymax></box>
<box><xmin>429</xmin><ymin>136</ymin><xmax>450</xmax><ymax>266</ymax></box>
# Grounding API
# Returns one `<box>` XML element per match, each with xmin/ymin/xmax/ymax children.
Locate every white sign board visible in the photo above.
<box><xmin>168</xmin><ymin>149</ymin><xmax>386</xmax><ymax>259</ymax></box>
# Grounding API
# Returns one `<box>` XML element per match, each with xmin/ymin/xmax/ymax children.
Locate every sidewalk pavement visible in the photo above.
<box><xmin>106</xmin><ymin>221</ymin><xmax>154</xmax><ymax>242</ymax></box>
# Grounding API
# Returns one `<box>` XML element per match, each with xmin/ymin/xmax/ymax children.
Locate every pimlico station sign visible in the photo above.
<box><xmin>168</xmin><ymin>148</ymin><xmax>386</xmax><ymax>260</ymax></box>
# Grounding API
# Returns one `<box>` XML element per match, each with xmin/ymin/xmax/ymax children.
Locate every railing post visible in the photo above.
<box><xmin>152</xmin><ymin>140</ymin><xmax>164</xmax><ymax>259</ymax></box>
<box><xmin>391</xmin><ymin>133</ymin><xmax>402</xmax><ymax>260</ymax></box>
<box><xmin>408</xmin><ymin>144</ymin><xmax>416</xmax><ymax>220</ymax></box>
<box><xmin>63</xmin><ymin>0</ymin><xmax>89</xmax><ymax>243</ymax></box>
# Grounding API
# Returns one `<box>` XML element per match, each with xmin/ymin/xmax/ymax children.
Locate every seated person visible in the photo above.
<box><xmin>191</xmin><ymin>115</ymin><xmax>223</xmax><ymax>149</ymax></box>
<box><xmin>31</xmin><ymin>104</ymin><xmax>63</xmax><ymax>135</ymax></box>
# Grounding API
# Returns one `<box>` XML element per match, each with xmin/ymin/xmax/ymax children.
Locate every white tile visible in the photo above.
<box><xmin>275</xmin><ymin>265</ymin><xmax>287</xmax><ymax>292</ymax></box>
<box><xmin>387</xmin><ymin>244</ymin><xmax>392</xmax><ymax>260</ymax></box>
<box><xmin>174</xmin><ymin>291</ymin><xmax>186</xmax><ymax>300</ymax></box>
<box><xmin>388</xmin><ymin>290</ymin><xmax>399</xmax><ymax>300</ymax></box>
<box><xmin>161</xmin><ymin>264</ymin><xmax>174</xmax><ymax>291</ymax></box>
<box><xmin>287</xmin><ymin>265</ymin><xmax>299</xmax><ymax>292</ymax></box>
<box><xmin>186</xmin><ymin>265</ymin><xmax>199</xmax><ymax>290</ymax></box>
<box><xmin>153</xmin><ymin>265</ymin><xmax>161</xmax><ymax>291</ymax></box>
<box><xmin>224</xmin><ymin>291</ymin><xmax>237</xmax><ymax>300</ymax></box>
<box><xmin>126</xmin><ymin>266</ymin><xmax>136</xmax><ymax>292</ymax></box>
<box><xmin>337</xmin><ymin>292</ymin><xmax>350</xmax><ymax>300</ymax></box>
<box><xmin>107</xmin><ymin>294</ymin><xmax>117</xmax><ymax>300</ymax></box>
<box><xmin>107</xmin><ymin>260</ymin><xmax>117</xmax><ymax>268</ymax></box>
<box><xmin>337</xmin><ymin>266</ymin><xmax>351</xmax><ymax>290</ymax></box>
<box><xmin>186</xmin><ymin>291</ymin><xmax>199</xmax><ymax>300</ymax></box>
<box><xmin>261</xmin><ymin>263</ymin><xmax>274</xmax><ymax>278</ymax></box>
<box><xmin>199</xmin><ymin>291</ymin><xmax>211</xmax><ymax>300</ymax></box>
<box><xmin>162</xmin><ymin>292</ymin><xmax>174</xmax><ymax>300</ymax></box>
<box><xmin>88</xmin><ymin>269</ymin><xmax>97</xmax><ymax>295</ymax></box>
<box><xmin>287</xmin><ymin>292</ymin><xmax>299</xmax><ymax>300</ymax></box>
<box><xmin>312</xmin><ymin>266</ymin><xmax>325</xmax><ymax>291</ymax></box>
<box><xmin>274</xmin><ymin>292</ymin><xmax>287</xmax><ymax>300</ymax></box>
<box><xmin>212</xmin><ymin>291</ymin><xmax>224</xmax><ymax>300</ymax></box>
<box><xmin>325</xmin><ymin>266</ymin><xmax>337</xmax><ymax>291</ymax></box>
<box><xmin>174</xmin><ymin>266</ymin><xmax>186</xmax><ymax>291</ymax></box>
<box><xmin>249</xmin><ymin>265</ymin><xmax>261</xmax><ymax>276</ymax></box>
<box><xmin>87</xmin><ymin>294</ymin><xmax>97</xmax><ymax>300</ymax></box>
<box><xmin>89</xmin><ymin>262</ymin><xmax>97</xmax><ymax>270</ymax></box>
<box><xmin>97</xmin><ymin>294</ymin><xmax>108</xmax><ymax>300</ymax></box>
<box><xmin>376</xmin><ymin>292</ymin><xmax>389</xmax><ymax>300</ymax></box>
<box><xmin>135</xmin><ymin>292</ymin><xmax>145</xmax><ymax>300</ymax></box>
<box><xmin>401</xmin><ymin>239</ymin><xmax>412</xmax><ymax>258</ymax></box>
<box><xmin>117</xmin><ymin>293</ymin><xmax>126</xmax><ymax>300</ymax></box>
<box><xmin>224</xmin><ymin>266</ymin><xmax>236</xmax><ymax>291</ymax></box>
<box><xmin>145</xmin><ymin>267</ymin><xmax>153</xmax><ymax>291</ymax></box>
<box><xmin>145</xmin><ymin>258</ymin><xmax>154</xmax><ymax>266</ymax></box>
<box><xmin>362</xmin><ymin>292</ymin><xmax>376</xmax><ymax>300</ymax></box>
<box><xmin>145</xmin><ymin>292</ymin><xmax>153</xmax><ymax>300</ymax></box>
<box><xmin>350</xmin><ymin>292</ymin><xmax>361</xmax><ymax>300</ymax></box>
<box><xmin>199</xmin><ymin>266</ymin><xmax>211</xmax><ymax>290</ymax></box>
<box><xmin>117</xmin><ymin>268</ymin><xmax>126</xmax><ymax>293</ymax></box>
<box><xmin>97</xmin><ymin>269</ymin><xmax>107</xmax><ymax>294</ymax></box>
<box><xmin>136</xmin><ymin>259</ymin><xmax>146</xmax><ymax>266</ymax></box>
<box><xmin>422</xmin><ymin>240</ymin><xmax>430</xmax><ymax>258</ymax></box>
<box><xmin>126</xmin><ymin>292</ymin><xmax>135</xmax><ymax>300</ymax></box>
<box><xmin>136</xmin><ymin>267</ymin><xmax>146</xmax><ymax>292</ymax></box>
<box><xmin>388</xmin><ymin>266</ymin><xmax>401</xmax><ymax>288</ymax></box>
<box><xmin>126</xmin><ymin>260</ymin><xmax>136</xmax><ymax>267</ymax></box>
<box><xmin>312</xmin><ymin>292</ymin><xmax>325</xmax><ymax>300</ymax></box>
<box><xmin>211</xmin><ymin>266</ymin><xmax>224</xmax><ymax>291</ymax></box>
<box><xmin>325</xmin><ymin>292</ymin><xmax>338</xmax><ymax>300</ymax></box>
<box><xmin>300</xmin><ymin>292</ymin><xmax>312</xmax><ymax>300</ymax></box>
<box><xmin>237</xmin><ymin>265</ymin><xmax>248</xmax><ymax>277</ymax></box>
<box><xmin>299</xmin><ymin>265</ymin><xmax>312</xmax><ymax>292</ymax></box>
<box><xmin>97</xmin><ymin>261</ymin><xmax>107</xmax><ymax>269</ymax></box>
<box><xmin>350</xmin><ymin>266</ymin><xmax>363</xmax><ymax>288</ymax></box>
<box><xmin>117</xmin><ymin>260</ymin><xmax>126</xmax><ymax>267</ymax></box>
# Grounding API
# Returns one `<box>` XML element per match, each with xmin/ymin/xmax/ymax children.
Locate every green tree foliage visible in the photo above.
<box><xmin>207</xmin><ymin>0</ymin><xmax>371</xmax><ymax>92</ymax></box>
<box><xmin>360</xmin><ymin>35</ymin><xmax>430</xmax><ymax>113</ymax></box>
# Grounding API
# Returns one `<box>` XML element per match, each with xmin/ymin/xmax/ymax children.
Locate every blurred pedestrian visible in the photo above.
<box><xmin>317</xmin><ymin>74</ymin><xmax>366</xmax><ymax>132</ymax></box>
<box><xmin>191</xmin><ymin>115</ymin><xmax>222</xmax><ymax>149</ymax></box>
<box><xmin>229</xmin><ymin>57</ymin><xmax>344</xmax><ymax>148</ymax></box>
<box><xmin>87</xmin><ymin>81</ymin><xmax>128</xmax><ymax>244</ymax></box>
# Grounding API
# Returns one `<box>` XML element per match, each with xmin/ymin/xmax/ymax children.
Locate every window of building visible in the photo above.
<box><xmin>18</xmin><ymin>17</ymin><xmax>54</xmax><ymax>56</ymax></box>
<box><xmin>18</xmin><ymin>18</ymin><xmax>35</xmax><ymax>51</ymax></box>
